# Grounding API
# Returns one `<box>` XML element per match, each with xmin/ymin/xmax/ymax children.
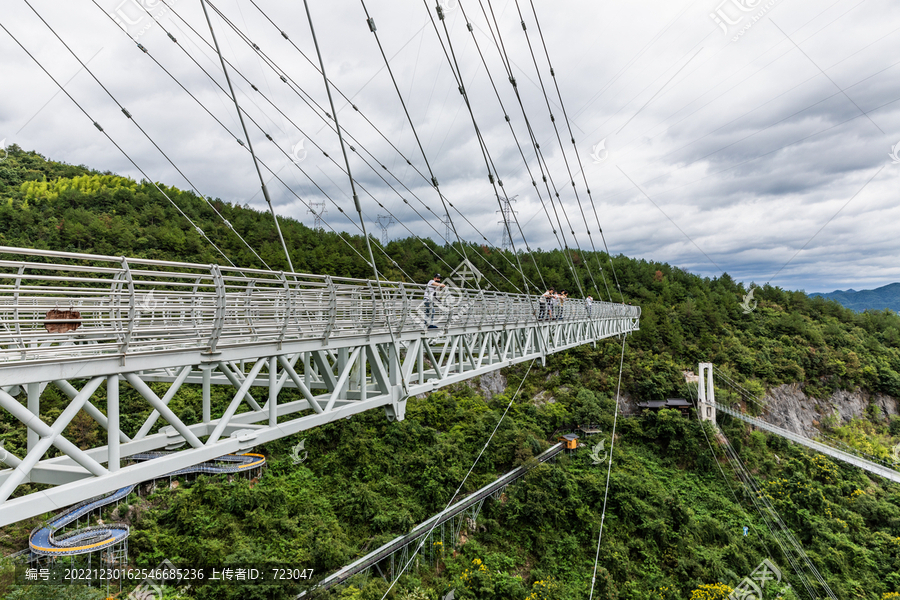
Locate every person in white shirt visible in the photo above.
<box><xmin>424</xmin><ymin>274</ymin><xmax>445</xmax><ymax>328</ymax></box>
<box><xmin>586</xmin><ymin>295</ymin><xmax>593</xmax><ymax>318</ymax></box>
<box><xmin>540</xmin><ymin>288</ymin><xmax>554</xmax><ymax>320</ymax></box>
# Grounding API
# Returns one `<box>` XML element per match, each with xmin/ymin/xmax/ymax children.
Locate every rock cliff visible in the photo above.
<box><xmin>760</xmin><ymin>384</ymin><xmax>899</xmax><ymax>437</ymax></box>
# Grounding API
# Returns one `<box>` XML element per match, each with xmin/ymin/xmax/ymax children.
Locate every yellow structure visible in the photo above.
<box><xmin>559</xmin><ymin>433</ymin><xmax>579</xmax><ymax>450</ymax></box>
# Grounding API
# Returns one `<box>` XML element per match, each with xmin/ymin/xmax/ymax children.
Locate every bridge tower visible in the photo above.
<box><xmin>697</xmin><ymin>362</ymin><xmax>716</xmax><ymax>422</ymax></box>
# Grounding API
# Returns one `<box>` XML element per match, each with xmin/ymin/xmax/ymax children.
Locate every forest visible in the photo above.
<box><xmin>0</xmin><ymin>146</ymin><xmax>899</xmax><ymax>599</ymax></box>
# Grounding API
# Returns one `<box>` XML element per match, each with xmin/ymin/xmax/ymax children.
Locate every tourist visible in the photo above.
<box><xmin>424</xmin><ymin>274</ymin><xmax>445</xmax><ymax>328</ymax></box>
<box><xmin>540</xmin><ymin>287</ymin><xmax>554</xmax><ymax>320</ymax></box>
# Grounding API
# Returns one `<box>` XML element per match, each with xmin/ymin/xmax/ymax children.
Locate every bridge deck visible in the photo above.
<box><xmin>0</xmin><ymin>247</ymin><xmax>639</xmax><ymax>525</ymax></box>
<box><xmin>0</xmin><ymin>246</ymin><xmax>638</xmax><ymax>384</ymax></box>
<box><xmin>717</xmin><ymin>404</ymin><xmax>900</xmax><ymax>484</ymax></box>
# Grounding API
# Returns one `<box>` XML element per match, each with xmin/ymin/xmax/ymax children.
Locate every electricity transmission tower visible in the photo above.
<box><xmin>440</xmin><ymin>212</ymin><xmax>452</xmax><ymax>245</ymax></box>
<box><xmin>376</xmin><ymin>215</ymin><xmax>395</xmax><ymax>246</ymax></box>
<box><xmin>497</xmin><ymin>195</ymin><xmax>518</xmax><ymax>251</ymax></box>
<box><xmin>307</xmin><ymin>201</ymin><xmax>326</xmax><ymax>231</ymax></box>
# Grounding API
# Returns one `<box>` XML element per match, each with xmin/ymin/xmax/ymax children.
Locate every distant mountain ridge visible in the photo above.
<box><xmin>810</xmin><ymin>282</ymin><xmax>900</xmax><ymax>313</ymax></box>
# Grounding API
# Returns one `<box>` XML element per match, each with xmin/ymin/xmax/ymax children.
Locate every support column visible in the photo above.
<box><xmin>269</xmin><ymin>356</ymin><xmax>277</xmax><ymax>428</ymax></box>
<box><xmin>108</xmin><ymin>375</ymin><xmax>119</xmax><ymax>472</ymax></box>
<box><xmin>337</xmin><ymin>348</ymin><xmax>349</xmax><ymax>399</ymax></box>
<box><xmin>417</xmin><ymin>341</ymin><xmax>424</xmax><ymax>384</ymax></box>
<box><xmin>384</xmin><ymin>343</ymin><xmax>406</xmax><ymax>422</ymax></box>
<box><xmin>200</xmin><ymin>364</ymin><xmax>213</xmax><ymax>423</ymax></box>
<box><xmin>26</xmin><ymin>383</ymin><xmax>40</xmax><ymax>452</ymax></box>
<box><xmin>303</xmin><ymin>352</ymin><xmax>311</xmax><ymax>388</ymax></box>
<box><xmin>697</xmin><ymin>362</ymin><xmax>716</xmax><ymax>423</ymax></box>
<box><xmin>357</xmin><ymin>348</ymin><xmax>366</xmax><ymax>402</ymax></box>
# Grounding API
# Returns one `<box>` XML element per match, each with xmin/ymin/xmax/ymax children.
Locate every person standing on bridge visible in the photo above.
<box><xmin>586</xmin><ymin>295</ymin><xmax>593</xmax><ymax>318</ymax></box>
<box><xmin>425</xmin><ymin>274</ymin><xmax>445</xmax><ymax>329</ymax></box>
<box><xmin>540</xmin><ymin>287</ymin><xmax>554</xmax><ymax>320</ymax></box>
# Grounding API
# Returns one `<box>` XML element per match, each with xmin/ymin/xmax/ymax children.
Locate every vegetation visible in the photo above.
<box><xmin>0</xmin><ymin>148</ymin><xmax>898</xmax><ymax>599</ymax></box>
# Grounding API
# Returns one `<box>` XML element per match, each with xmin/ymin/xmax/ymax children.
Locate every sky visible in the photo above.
<box><xmin>1</xmin><ymin>0</ymin><xmax>898</xmax><ymax>294</ymax></box>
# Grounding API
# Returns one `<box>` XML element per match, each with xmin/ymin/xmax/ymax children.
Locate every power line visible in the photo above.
<box><xmin>358</xmin><ymin>0</ymin><xmax>485</xmax><ymax>296</ymax></box>
<box><xmin>155</xmin><ymin>0</ymin><xmax>459</xmax><ymax>282</ymax></box>
<box><xmin>198</xmin><ymin>0</ymin><xmax>294</xmax><ymax>273</ymax></box>
<box><xmin>422</xmin><ymin>0</ymin><xmax>541</xmax><ymax>299</ymax></box>
<box><xmin>31</xmin><ymin>0</ymin><xmax>276</xmax><ymax>271</ymax></box>
<box><xmin>477</xmin><ymin>0</ymin><xmax>590</xmax><ymax>296</ymax></box>
<box><xmin>380</xmin><ymin>358</ymin><xmax>539</xmax><ymax>600</ymax></box>
<box><xmin>89</xmin><ymin>0</ymin><xmax>433</xmax><ymax>284</ymax></box>
<box><xmin>0</xmin><ymin>19</ymin><xmax>238</xmax><ymax>270</ymax></box>
<box><xmin>588</xmin><ymin>334</ymin><xmax>627</xmax><ymax>600</ymax></box>
<box><xmin>711</xmin><ymin>373</ymin><xmax>842</xmax><ymax>600</ymax></box>
<box><xmin>510</xmin><ymin>0</ymin><xmax>611</xmax><ymax>297</ymax></box>
<box><xmin>183</xmin><ymin>0</ymin><xmax>544</xmax><ymax>293</ymax></box>
<box><xmin>517</xmin><ymin>0</ymin><xmax>624</xmax><ymax>301</ymax></box>
<box><xmin>301</xmin><ymin>0</ymin><xmax>410</xmax><ymax>400</ymax></box>
<box><xmin>447</xmin><ymin>0</ymin><xmax>551</xmax><ymax>293</ymax></box>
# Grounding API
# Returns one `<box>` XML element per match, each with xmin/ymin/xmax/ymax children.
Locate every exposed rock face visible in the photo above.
<box><xmin>478</xmin><ymin>369</ymin><xmax>507</xmax><ymax>400</ymax></box>
<box><xmin>532</xmin><ymin>390</ymin><xmax>555</xmax><ymax>405</ymax></box>
<box><xmin>618</xmin><ymin>391</ymin><xmax>639</xmax><ymax>416</ymax></box>
<box><xmin>761</xmin><ymin>384</ymin><xmax>899</xmax><ymax>437</ymax></box>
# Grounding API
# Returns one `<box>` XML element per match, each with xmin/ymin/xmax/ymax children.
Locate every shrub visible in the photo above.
<box><xmin>689</xmin><ymin>583</ymin><xmax>733</xmax><ymax>600</ymax></box>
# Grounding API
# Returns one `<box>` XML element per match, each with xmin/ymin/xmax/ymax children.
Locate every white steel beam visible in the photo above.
<box><xmin>0</xmin><ymin>246</ymin><xmax>640</xmax><ymax>525</ymax></box>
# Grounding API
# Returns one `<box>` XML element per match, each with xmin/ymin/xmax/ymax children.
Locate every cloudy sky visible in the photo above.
<box><xmin>1</xmin><ymin>0</ymin><xmax>898</xmax><ymax>294</ymax></box>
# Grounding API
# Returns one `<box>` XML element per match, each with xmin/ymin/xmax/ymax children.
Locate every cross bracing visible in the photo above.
<box><xmin>0</xmin><ymin>246</ymin><xmax>639</xmax><ymax>525</ymax></box>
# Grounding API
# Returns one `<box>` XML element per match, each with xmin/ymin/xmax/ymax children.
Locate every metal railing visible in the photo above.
<box><xmin>717</xmin><ymin>404</ymin><xmax>900</xmax><ymax>484</ymax></box>
<box><xmin>0</xmin><ymin>246</ymin><xmax>640</xmax><ymax>365</ymax></box>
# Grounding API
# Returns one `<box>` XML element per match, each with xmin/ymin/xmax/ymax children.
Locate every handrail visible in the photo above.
<box><xmin>716</xmin><ymin>404</ymin><xmax>900</xmax><ymax>484</ymax></box>
<box><xmin>0</xmin><ymin>246</ymin><xmax>640</xmax><ymax>366</ymax></box>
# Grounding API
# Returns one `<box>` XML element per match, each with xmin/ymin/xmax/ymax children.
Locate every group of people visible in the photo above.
<box><xmin>539</xmin><ymin>287</ymin><xmax>592</xmax><ymax>321</ymax></box>
<box><xmin>538</xmin><ymin>288</ymin><xmax>594</xmax><ymax>321</ymax></box>
<box><xmin>422</xmin><ymin>274</ymin><xmax>595</xmax><ymax>328</ymax></box>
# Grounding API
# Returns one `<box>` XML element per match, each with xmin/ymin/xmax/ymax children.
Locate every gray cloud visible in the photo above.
<box><xmin>1</xmin><ymin>0</ymin><xmax>898</xmax><ymax>294</ymax></box>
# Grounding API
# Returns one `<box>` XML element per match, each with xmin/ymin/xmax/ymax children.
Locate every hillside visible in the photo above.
<box><xmin>810</xmin><ymin>284</ymin><xmax>900</xmax><ymax>314</ymax></box>
<box><xmin>1</xmin><ymin>147</ymin><xmax>899</xmax><ymax>600</ymax></box>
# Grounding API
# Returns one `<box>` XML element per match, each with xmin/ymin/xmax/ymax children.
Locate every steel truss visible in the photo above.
<box><xmin>0</xmin><ymin>247</ymin><xmax>639</xmax><ymax>525</ymax></box>
<box><xmin>304</xmin><ymin>443</ymin><xmax>564</xmax><ymax>596</ymax></box>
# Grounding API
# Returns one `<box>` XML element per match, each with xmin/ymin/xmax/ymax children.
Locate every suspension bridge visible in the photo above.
<box><xmin>0</xmin><ymin>246</ymin><xmax>639</xmax><ymax>526</ymax></box>
<box><xmin>695</xmin><ymin>362</ymin><xmax>900</xmax><ymax>484</ymax></box>
<box><xmin>691</xmin><ymin>363</ymin><xmax>900</xmax><ymax>600</ymax></box>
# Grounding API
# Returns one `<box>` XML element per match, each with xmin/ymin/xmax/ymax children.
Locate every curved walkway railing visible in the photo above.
<box><xmin>28</xmin><ymin>452</ymin><xmax>265</xmax><ymax>557</ymax></box>
<box><xmin>0</xmin><ymin>246</ymin><xmax>639</xmax><ymax>366</ymax></box>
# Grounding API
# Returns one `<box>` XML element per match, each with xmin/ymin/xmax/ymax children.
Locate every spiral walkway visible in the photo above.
<box><xmin>28</xmin><ymin>452</ymin><xmax>265</xmax><ymax>557</ymax></box>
